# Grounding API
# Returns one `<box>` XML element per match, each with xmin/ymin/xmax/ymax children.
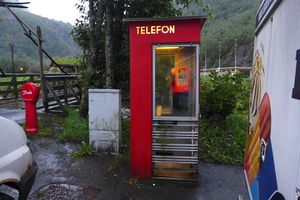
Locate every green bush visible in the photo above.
<box><xmin>200</xmin><ymin>113</ymin><xmax>247</xmax><ymax>165</ymax></box>
<box><xmin>236</xmin><ymin>77</ymin><xmax>251</xmax><ymax>112</ymax></box>
<box><xmin>200</xmin><ymin>72</ymin><xmax>244</xmax><ymax>122</ymax></box>
<box><xmin>199</xmin><ymin>72</ymin><xmax>251</xmax><ymax>165</ymax></box>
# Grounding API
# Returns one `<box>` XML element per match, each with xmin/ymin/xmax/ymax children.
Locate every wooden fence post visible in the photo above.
<box><xmin>12</xmin><ymin>75</ymin><xmax>18</xmax><ymax>99</ymax></box>
<box><xmin>64</xmin><ymin>79</ymin><xmax>68</xmax><ymax>105</ymax></box>
<box><xmin>30</xmin><ymin>74</ymin><xmax>34</xmax><ymax>82</ymax></box>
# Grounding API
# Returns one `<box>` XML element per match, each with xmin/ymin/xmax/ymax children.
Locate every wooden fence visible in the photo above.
<box><xmin>0</xmin><ymin>73</ymin><xmax>81</xmax><ymax>112</ymax></box>
<box><xmin>43</xmin><ymin>74</ymin><xmax>81</xmax><ymax>112</ymax></box>
<box><xmin>0</xmin><ymin>73</ymin><xmax>40</xmax><ymax>101</ymax></box>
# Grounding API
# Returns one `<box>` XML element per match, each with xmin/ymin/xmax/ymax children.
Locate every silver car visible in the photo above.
<box><xmin>0</xmin><ymin>116</ymin><xmax>37</xmax><ymax>200</ymax></box>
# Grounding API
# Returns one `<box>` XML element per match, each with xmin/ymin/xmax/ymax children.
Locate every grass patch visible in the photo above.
<box><xmin>59</xmin><ymin>107</ymin><xmax>88</xmax><ymax>142</ymax></box>
<box><xmin>71</xmin><ymin>141</ymin><xmax>94</xmax><ymax>159</ymax></box>
<box><xmin>199</xmin><ymin>113</ymin><xmax>247</xmax><ymax>165</ymax></box>
<box><xmin>38</xmin><ymin>123</ymin><xmax>53</xmax><ymax>137</ymax></box>
<box><xmin>121</xmin><ymin>118</ymin><xmax>130</xmax><ymax>161</ymax></box>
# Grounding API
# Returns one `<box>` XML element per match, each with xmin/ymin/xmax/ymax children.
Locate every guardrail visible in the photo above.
<box><xmin>200</xmin><ymin>66</ymin><xmax>252</xmax><ymax>72</ymax></box>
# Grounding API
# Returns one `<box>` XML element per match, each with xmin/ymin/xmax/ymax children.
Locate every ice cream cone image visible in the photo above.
<box><xmin>245</xmin><ymin>93</ymin><xmax>271</xmax><ymax>184</ymax></box>
<box><xmin>249</xmin><ymin>51</ymin><xmax>264</xmax><ymax>135</ymax></box>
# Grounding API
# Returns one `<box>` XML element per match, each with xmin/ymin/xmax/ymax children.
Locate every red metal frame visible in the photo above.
<box><xmin>127</xmin><ymin>17</ymin><xmax>206</xmax><ymax>178</ymax></box>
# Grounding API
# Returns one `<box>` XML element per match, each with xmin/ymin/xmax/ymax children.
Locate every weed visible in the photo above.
<box><xmin>36</xmin><ymin>191</ymin><xmax>45</xmax><ymax>198</ymax></box>
<box><xmin>71</xmin><ymin>141</ymin><xmax>94</xmax><ymax>159</ymax></box>
<box><xmin>128</xmin><ymin>178</ymin><xmax>138</xmax><ymax>186</ymax></box>
<box><xmin>121</xmin><ymin>118</ymin><xmax>130</xmax><ymax>162</ymax></box>
<box><xmin>38</xmin><ymin>123</ymin><xmax>53</xmax><ymax>137</ymax></box>
<box><xmin>59</xmin><ymin>107</ymin><xmax>88</xmax><ymax>142</ymax></box>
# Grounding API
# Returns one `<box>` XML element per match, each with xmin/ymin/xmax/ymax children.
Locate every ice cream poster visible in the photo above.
<box><xmin>244</xmin><ymin>51</ymin><xmax>284</xmax><ymax>200</ymax></box>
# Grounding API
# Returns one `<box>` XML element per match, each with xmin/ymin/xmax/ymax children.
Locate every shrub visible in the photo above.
<box><xmin>199</xmin><ymin>72</ymin><xmax>251</xmax><ymax>165</ymax></box>
<box><xmin>236</xmin><ymin>77</ymin><xmax>251</xmax><ymax>112</ymax></box>
<box><xmin>200</xmin><ymin>113</ymin><xmax>247</xmax><ymax>165</ymax></box>
<box><xmin>200</xmin><ymin>72</ymin><xmax>244</xmax><ymax>122</ymax></box>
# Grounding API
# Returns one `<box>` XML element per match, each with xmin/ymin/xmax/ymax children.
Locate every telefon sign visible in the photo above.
<box><xmin>135</xmin><ymin>25</ymin><xmax>175</xmax><ymax>35</ymax></box>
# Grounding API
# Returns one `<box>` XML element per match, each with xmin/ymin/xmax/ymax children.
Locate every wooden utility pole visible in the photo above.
<box><xmin>37</xmin><ymin>26</ymin><xmax>48</xmax><ymax>111</ymax></box>
<box><xmin>204</xmin><ymin>44</ymin><xmax>207</xmax><ymax>71</ymax></box>
<box><xmin>9</xmin><ymin>43</ymin><xmax>15</xmax><ymax>73</ymax></box>
<box><xmin>9</xmin><ymin>43</ymin><xmax>18</xmax><ymax>99</ymax></box>
<box><xmin>235</xmin><ymin>38</ymin><xmax>237</xmax><ymax>73</ymax></box>
<box><xmin>218</xmin><ymin>41</ymin><xmax>221</xmax><ymax>71</ymax></box>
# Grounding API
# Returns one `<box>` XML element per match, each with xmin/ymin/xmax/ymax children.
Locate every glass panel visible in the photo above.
<box><xmin>154</xmin><ymin>46</ymin><xmax>197</xmax><ymax>118</ymax></box>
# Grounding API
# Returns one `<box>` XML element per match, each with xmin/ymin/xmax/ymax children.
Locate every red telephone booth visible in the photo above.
<box><xmin>125</xmin><ymin>17</ymin><xmax>206</xmax><ymax>180</ymax></box>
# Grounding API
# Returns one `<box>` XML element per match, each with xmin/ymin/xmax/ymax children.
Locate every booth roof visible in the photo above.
<box><xmin>123</xmin><ymin>16</ymin><xmax>207</xmax><ymax>22</ymax></box>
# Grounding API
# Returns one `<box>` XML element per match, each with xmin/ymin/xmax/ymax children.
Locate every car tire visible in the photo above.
<box><xmin>0</xmin><ymin>192</ymin><xmax>14</xmax><ymax>200</ymax></box>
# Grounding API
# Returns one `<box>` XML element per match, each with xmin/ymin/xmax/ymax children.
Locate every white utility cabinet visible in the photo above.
<box><xmin>88</xmin><ymin>89</ymin><xmax>121</xmax><ymax>155</ymax></box>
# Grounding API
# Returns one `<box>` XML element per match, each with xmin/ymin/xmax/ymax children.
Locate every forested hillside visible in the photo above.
<box><xmin>183</xmin><ymin>0</ymin><xmax>261</xmax><ymax>68</ymax></box>
<box><xmin>0</xmin><ymin>9</ymin><xmax>81</xmax><ymax>72</ymax></box>
<box><xmin>0</xmin><ymin>1</ymin><xmax>260</xmax><ymax>72</ymax></box>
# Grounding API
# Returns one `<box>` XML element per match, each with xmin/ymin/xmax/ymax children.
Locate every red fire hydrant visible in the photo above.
<box><xmin>20</xmin><ymin>82</ymin><xmax>40</xmax><ymax>134</ymax></box>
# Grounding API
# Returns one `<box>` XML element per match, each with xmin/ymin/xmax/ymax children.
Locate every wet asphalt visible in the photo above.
<box><xmin>0</xmin><ymin>108</ymin><xmax>25</xmax><ymax>123</ymax></box>
<box><xmin>0</xmin><ymin>109</ymin><xmax>249</xmax><ymax>200</ymax></box>
<box><xmin>28</xmin><ymin>134</ymin><xmax>249</xmax><ymax>200</ymax></box>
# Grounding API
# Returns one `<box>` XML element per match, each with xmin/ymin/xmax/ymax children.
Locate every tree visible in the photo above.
<box><xmin>72</xmin><ymin>0</ymin><xmax>210</xmax><ymax>117</ymax></box>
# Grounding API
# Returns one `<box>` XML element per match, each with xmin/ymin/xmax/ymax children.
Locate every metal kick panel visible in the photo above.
<box><xmin>152</xmin><ymin>120</ymin><xmax>199</xmax><ymax>180</ymax></box>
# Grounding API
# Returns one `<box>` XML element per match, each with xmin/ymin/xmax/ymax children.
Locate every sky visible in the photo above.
<box><xmin>27</xmin><ymin>0</ymin><xmax>82</xmax><ymax>25</ymax></box>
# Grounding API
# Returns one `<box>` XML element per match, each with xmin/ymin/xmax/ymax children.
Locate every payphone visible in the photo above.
<box><xmin>171</xmin><ymin>67</ymin><xmax>191</xmax><ymax>111</ymax></box>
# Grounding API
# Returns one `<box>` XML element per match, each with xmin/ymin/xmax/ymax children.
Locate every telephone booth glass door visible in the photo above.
<box><xmin>152</xmin><ymin>44</ymin><xmax>199</xmax><ymax>180</ymax></box>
